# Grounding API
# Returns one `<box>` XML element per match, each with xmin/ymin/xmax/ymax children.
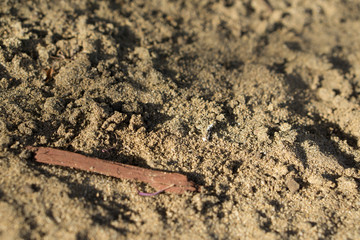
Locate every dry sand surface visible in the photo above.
<box><xmin>1</xmin><ymin>0</ymin><xmax>360</xmax><ymax>239</ymax></box>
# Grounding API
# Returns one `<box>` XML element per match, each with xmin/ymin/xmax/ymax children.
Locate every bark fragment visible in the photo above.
<box><xmin>29</xmin><ymin>147</ymin><xmax>199</xmax><ymax>194</ymax></box>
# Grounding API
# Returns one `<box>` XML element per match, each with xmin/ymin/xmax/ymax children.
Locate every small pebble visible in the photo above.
<box><xmin>286</xmin><ymin>176</ymin><xmax>300</xmax><ymax>193</ymax></box>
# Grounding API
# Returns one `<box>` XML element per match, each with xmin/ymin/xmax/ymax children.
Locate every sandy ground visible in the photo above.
<box><xmin>1</xmin><ymin>0</ymin><xmax>360</xmax><ymax>239</ymax></box>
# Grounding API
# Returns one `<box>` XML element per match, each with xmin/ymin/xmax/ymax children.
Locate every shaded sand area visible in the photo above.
<box><xmin>1</xmin><ymin>0</ymin><xmax>360</xmax><ymax>239</ymax></box>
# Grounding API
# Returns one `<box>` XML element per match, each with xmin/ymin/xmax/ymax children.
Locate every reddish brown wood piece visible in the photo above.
<box><xmin>28</xmin><ymin>147</ymin><xmax>199</xmax><ymax>194</ymax></box>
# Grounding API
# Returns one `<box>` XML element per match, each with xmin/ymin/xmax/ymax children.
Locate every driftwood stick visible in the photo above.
<box><xmin>29</xmin><ymin>147</ymin><xmax>198</xmax><ymax>194</ymax></box>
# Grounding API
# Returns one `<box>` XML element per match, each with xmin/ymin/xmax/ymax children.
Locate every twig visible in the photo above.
<box><xmin>27</xmin><ymin>147</ymin><xmax>199</xmax><ymax>194</ymax></box>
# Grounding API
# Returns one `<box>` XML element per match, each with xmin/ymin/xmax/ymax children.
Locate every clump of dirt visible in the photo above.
<box><xmin>1</xmin><ymin>0</ymin><xmax>360</xmax><ymax>239</ymax></box>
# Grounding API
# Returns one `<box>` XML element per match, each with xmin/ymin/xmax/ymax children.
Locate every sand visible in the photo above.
<box><xmin>1</xmin><ymin>0</ymin><xmax>360</xmax><ymax>239</ymax></box>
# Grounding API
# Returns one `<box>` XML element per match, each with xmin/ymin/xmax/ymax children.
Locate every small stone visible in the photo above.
<box><xmin>286</xmin><ymin>176</ymin><xmax>300</xmax><ymax>193</ymax></box>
